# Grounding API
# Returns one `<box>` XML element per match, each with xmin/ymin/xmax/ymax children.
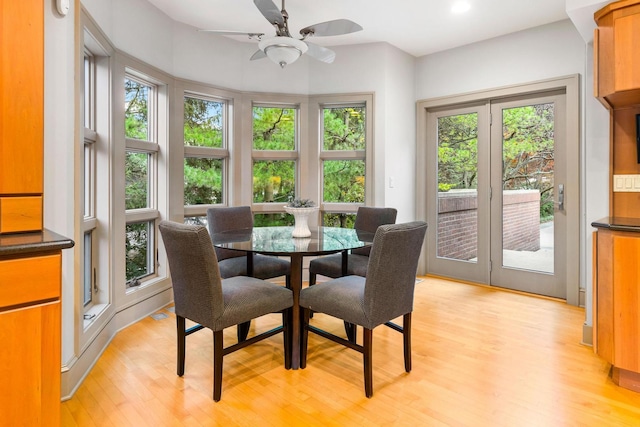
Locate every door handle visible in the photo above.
<box><xmin>557</xmin><ymin>184</ymin><xmax>564</xmax><ymax>211</ymax></box>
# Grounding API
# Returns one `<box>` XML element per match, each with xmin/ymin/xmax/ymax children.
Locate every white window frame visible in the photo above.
<box><xmin>114</xmin><ymin>53</ymin><xmax>171</xmax><ymax>310</ymax></box>
<box><xmin>310</xmin><ymin>94</ymin><xmax>374</xmax><ymax>218</ymax></box>
<box><xmin>181</xmin><ymin>88</ymin><xmax>232</xmax><ymax>220</ymax></box>
<box><xmin>79</xmin><ymin>12</ymin><xmax>114</xmax><ymax>337</ymax></box>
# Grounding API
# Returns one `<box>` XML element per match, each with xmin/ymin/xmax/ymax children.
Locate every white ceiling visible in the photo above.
<box><xmin>145</xmin><ymin>0</ymin><xmax>570</xmax><ymax>57</ymax></box>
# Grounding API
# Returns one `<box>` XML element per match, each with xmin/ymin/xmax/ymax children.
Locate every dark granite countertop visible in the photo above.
<box><xmin>591</xmin><ymin>217</ymin><xmax>640</xmax><ymax>232</ymax></box>
<box><xmin>0</xmin><ymin>229</ymin><xmax>74</xmax><ymax>257</ymax></box>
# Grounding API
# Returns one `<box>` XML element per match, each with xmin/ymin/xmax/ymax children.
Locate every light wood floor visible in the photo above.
<box><xmin>61</xmin><ymin>277</ymin><xmax>640</xmax><ymax>426</ymax></box>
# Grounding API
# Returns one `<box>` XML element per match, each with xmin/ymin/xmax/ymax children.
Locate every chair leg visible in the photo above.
<box><xmin>213</xmin><ymin>330</ymin><xmax>223</xmax><ymax>402</ymax></box>
<box><xmin>237</xmin><ymin>321</ymin><xmax>250</xmax><ymax>342</ymax></box>
<box><xmin>363</xmin><ymin>327</ymin><xmax>373</xmax><ymax>398</ymax></box>
<box><xmin>300</xmin><ymin>308</ymin><xmax>311</xmax><ymax>369</ymax></box>
<box><xmin>345</xmin><ymin>321</ymin><xmax>357</xmax><ymax>343</ymax></box>
<box><xmin>308</xmin><ymin>273</ymin><xmax>316</xmax><ymax>318</ymax></box>
<box><xmin>176</xmin><ymin>316</ymin><xmax>186</xmax><ymax>376</ymax></box>
<box><xmin>283</xmin><ymin>309</ymin><xmax>292</xmax><ymax>370</ymax></box>
<box><xmin>403</xmin><ymin>313</ymin><xmax>412</xmax><ymax>372</ymax></box>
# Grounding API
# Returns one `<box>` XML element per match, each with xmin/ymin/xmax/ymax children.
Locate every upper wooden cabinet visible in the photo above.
<box><xmin>0</xmin><ymin>0</ymin><xmax>44</xmax><ymax>232</ymax></box>
<box><xmin>595</xmin><ymin>0</ymin><xmax>640</xmax><ymax>109</ymax></box>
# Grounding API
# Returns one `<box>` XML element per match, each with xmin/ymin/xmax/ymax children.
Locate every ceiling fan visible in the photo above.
<box><xmin>199</xmin><ymin>0</ymin><xmax>363</xmax><ymax>68</ymax></box>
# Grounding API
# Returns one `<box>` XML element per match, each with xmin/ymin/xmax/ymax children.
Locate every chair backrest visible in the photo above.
<box><xmin>362</xmin><ymin>221</ymin><xmax>427</xmax><ymax>328</ymax></box>
<box><xmin>206</xmin><ymin>206</ymin><xmax>253</xmax><ymax>260</ymax></box>
<box><xmin>351</xmin><ymin>206</ymin><xmax>398</xmax><ymax>256</ymax></box>
<box><xmin>159</xmin><ymin>221</ymin><xmax>223</xmax><ymax>329</ymax></box>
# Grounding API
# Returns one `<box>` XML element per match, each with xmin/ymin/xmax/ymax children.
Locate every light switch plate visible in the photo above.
<box><xmin>613</xmin><ymin>174</ymin><xmax>640</xmax><ymax>192</ymax></box>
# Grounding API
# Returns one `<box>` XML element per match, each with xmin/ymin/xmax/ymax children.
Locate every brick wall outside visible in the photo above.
<box><xmin>437</xmin><ymin>189</ymin><xmax>540</xmax><ymax>260</ymax></box>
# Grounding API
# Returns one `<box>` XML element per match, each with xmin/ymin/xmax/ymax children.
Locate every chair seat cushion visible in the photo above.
<box><xmin>215</xmin><ymin>276</ymin><xmax>293</xmax><ymax>330</ymax></box>
<box><xmin>300</xmin><ymin>275</ymin><xmax>373</xmax><ymax>328</ymax></box>
<box><xmin>218</xmin><ymin>254</ymin><xmax>290</xmax><ymax>279</ymax></box>
<box><xmin>309</xmin><ymin>253</ymin><xmax>370</xmax><ymax>278</ymax></box>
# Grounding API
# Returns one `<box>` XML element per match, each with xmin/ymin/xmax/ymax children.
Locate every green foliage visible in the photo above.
<box><xmin>253</xmin><ymin>212</ymin><xmax>294</xmax><ymax>227</ymax></box>
<box><xmin>323</xmin><ymin>107</ymin><xmax>365</xmax><ymax>150</ymax></box>
<box><xmin>323</xmin><ymin>212</ymin><xmax>356</xmax><ymax>228</ymax></box>
<box><xmin>323</xmin><ymin>160</ymin><xmax>365</xmax><ymax>203</ymax></box>
<box><xmin>437</xmin><ymin>104</ymin><xmax>556</xmax><ymax>221</ymax></box>
<box><xmin>125</xmin><ymin>79</ymin><xmax>149</xmax><ymax>140</ymax></box>
<box><xmin>253</xmin><ymin>160</ymin><xmax>295</xmax><ymax>203</ymax></box>
<box><xmin>501</xmin><ymin>104</ymin><xmax>555</xmax><ymax>219</ymax></box>
<box><xmin>125</xmin><ymin>222</ymin><xmax>150</xmax><ymax>282</ymax></box>
<box><xmin>253</xmin><ymin>107</ymin><xmax>295</xmax><ymax>150</ymax></box>
<box><xmin>184</xmin><ymin>157</ymin><xmax>222</xmax><ymax>205</ymax></box>
<box><xmin>184</xmin><ymin>96</ymin><xmax>223</xmax><ymax>148</ymax></box>
<box><xmin>183</xmin><ymin>97</ymin><xmax>224</xmax><ymax>205</ymax></box>
<box><xmin>437</xmin><ymin>113</ymin><xmax>478</xmax><ymax>190</ymax></box>
<box><xmin>125</xmin><ymin>152</ymin><xmax>148</xmax><ymax>210</ymax></box>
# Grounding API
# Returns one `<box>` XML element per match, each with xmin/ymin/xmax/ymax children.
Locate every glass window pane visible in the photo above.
<box><xmin>436</xmin><ymin>113</ymin><xmax>478</xmax><ymax>262</ymax></box>
<box><xmin>253</xmin><ymin>106</ymin><xmax>296</xmax><ymax>150</ymax></box>
<box><xmin>323</xmin><ymin>106</ymin><xmax>365</xmax><ymax>151</ymax></box>
<box><xmin>83</xmin><ymin>231</ymin><xmax>92</xmax><ymax>306</ymax></box>
<box><xmin>322</xmin><ymin>213</ymin><xmax>356</xmax><ymax>228</ymax></box>
<box><xmin>84</xmin><ymin>55</ymin><xmax>92</xmax><ymax>129</ymax></box>
<box><xmin>126</xmin><ymin>221</ymin><xmax>154</xmax><ymax>283</ymax></box>
<box><xmin>253</xmin><ymin>160</ymin><xmax>295</xmax><ymax>204</ymax></box>
<box><xmin>84</xmin><ymin>144</ymin><xmax>91</xmax><ymax>217</ymax></box>
<box><xmin>125</xmin><ymin>151</ymin><xmax>149</xmax><ymax>210</ymax></box>
<box><xmin>184</xmin><ymin>96</ymin><xmax>223</xmax><ymax>148</ymax></box>
<box><xmin>322</xmin><ymin>160</ymin><xmax>365</xmax><ymax>203</ymax></box>
<box><xmin>184</xmin><ymin>157</ymin><xmax>223</xmax><ymax>205</ymax></box>
<box><xmin>184</xmin><ymin>216</ymin><xmax>207</xmax><ymax>226</ymax></box>
<box><xmin>124</xmin><ymin>78</ymin><xmax>150</xmax><ymax>140</ymax></box>
<box><xmin>254</xmin><ymin>213</ymin><xmax>293</xmax><ymax>227</ymax></box>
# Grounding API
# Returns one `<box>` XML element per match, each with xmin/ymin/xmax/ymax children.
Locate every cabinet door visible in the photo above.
<box><xmin>595</xmin><ymin>231</ymin><xmax>614</xmax><ymax>363</ymax></box>
<box><xmin>0</xmin><ymin>302</ymin><xmax>61</xmax><ymax>426</ymax></box>
<box><xmin>614</xmin><ymin>12</ymin><xmax>640</xmax><ymax>93</ymax></box>
<box><xmin>0</xmin><ymin>0</ymin><xmax>44</xmax><ymax>195</ymax></box>
<box><xmin>612</xmin><ymin>234</ymin><xmax>640</xmax><ymax>371</ymax></box>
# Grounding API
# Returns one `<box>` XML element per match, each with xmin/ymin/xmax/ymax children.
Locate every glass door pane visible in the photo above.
<box><xmin>501</xmin><ymin>103</ymin><xmax>555</xmax><ymax>274</ymax></box>
<box><xmin>490</xmin><ymin>90</ymin><xmax>567</xmax><ymax>299</ymax></box>
<box><xmin>437</xmin><ymin>112</ymin><xmax>479</xmax><ymax>262</ymax></box>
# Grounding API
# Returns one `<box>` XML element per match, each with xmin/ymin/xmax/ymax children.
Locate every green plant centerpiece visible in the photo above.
<box><xmin>284</xmin><ymin>197</ymin><xmax>318</xmax><ymax>238</ymax></box>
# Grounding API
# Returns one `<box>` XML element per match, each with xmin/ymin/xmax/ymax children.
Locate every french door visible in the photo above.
<box><xmin>424</xmin><ymin>88</ymin><xmax>572</xmax><ymax>300</ymax></box>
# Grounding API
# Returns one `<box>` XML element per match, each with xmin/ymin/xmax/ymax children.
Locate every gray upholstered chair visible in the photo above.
<box><xmin>299</xmin><ymin>221</ymin><xmax>427</xmax><ymax>398</ymax></box>
<box><xmin>158</xmin><ymin>221</ymin><xmax>293</xmax><ymax>402</ymax></box>
<box><xmin>207</xmin><ymin>206</ymin><xmax>291</xmax><ymax>284</ymax></box>
<box><xmin>207</xmin><ymin>206</ymin><xmax>291</xmax><ymax>341</ymax></box>
<box><xmin>308</xmin><ymin>206</ymin><xmax>397</xmax><ymax>286</ymax></box>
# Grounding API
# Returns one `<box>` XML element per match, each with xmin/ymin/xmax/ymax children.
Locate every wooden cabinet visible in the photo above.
<box><xmin>0</xmin><ymin>231</ymin><xmax>74</xmax><ymax>426</ymax></box>
<box><xmin>0</xmin><ymin>0</ymin><xmax>44</xmax><ymax>233</ymax></box>
<box><xmin>593</xmin><ymin>224</ymin><xmax>640</xmax><ymax>392</ymax></box>
<box><xmin>594</xmin><ymin>0</ymin><xmax>640</xmax><ymax>109</ymax></box>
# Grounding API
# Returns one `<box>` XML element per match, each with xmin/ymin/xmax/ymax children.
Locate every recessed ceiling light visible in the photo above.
<box><xmin>451</xmin><ymin>1</ymin><xmax>471</xmax><ymax>14</ymax></box>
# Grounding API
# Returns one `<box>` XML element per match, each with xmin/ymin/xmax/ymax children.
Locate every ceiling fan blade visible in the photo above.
<box><xmin>300</xmin><ymin>19</ymin><xmax>363</xmax><ymax>37</ymax></box>
<box><xmin>253</xmin><ymin>0</ymin><xmax>284</xmax><ymax>27</ymax></box>
<box><xmin>250</xmin><ymin>49</ymin><xmax>267</xmax><ymax>61</ymax></box>
<box><xmin>198</xmin><ymin>29</ymin><xmax>264</xmax><ymax>38</ymax></box>
<box><xmin>305</xmin><ymin>42</ymin><xmax>336</xmax><ymax>64</ymax></box>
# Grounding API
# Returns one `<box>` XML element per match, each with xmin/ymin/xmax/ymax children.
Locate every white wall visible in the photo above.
<box><xmin>416</xmin><ymin>20</ymin><xmax>585</xmax><ymax>99</ymax></box>
<box><xmin>45</xmin><ymin>0</ymin><xmax>77</xmax><ymax>365</ymax></box>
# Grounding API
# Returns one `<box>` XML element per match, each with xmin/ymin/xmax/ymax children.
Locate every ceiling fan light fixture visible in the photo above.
<box><xmin>259</xmin><ymin>36</ymin><xmax>308</xmax><ymax>68</ymax></box>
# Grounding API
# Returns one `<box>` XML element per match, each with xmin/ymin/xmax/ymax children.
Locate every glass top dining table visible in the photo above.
<box><xmin>211</xmin><ymin>226</ymin><xmax>375</xmax><ymax>369</ymax></box>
